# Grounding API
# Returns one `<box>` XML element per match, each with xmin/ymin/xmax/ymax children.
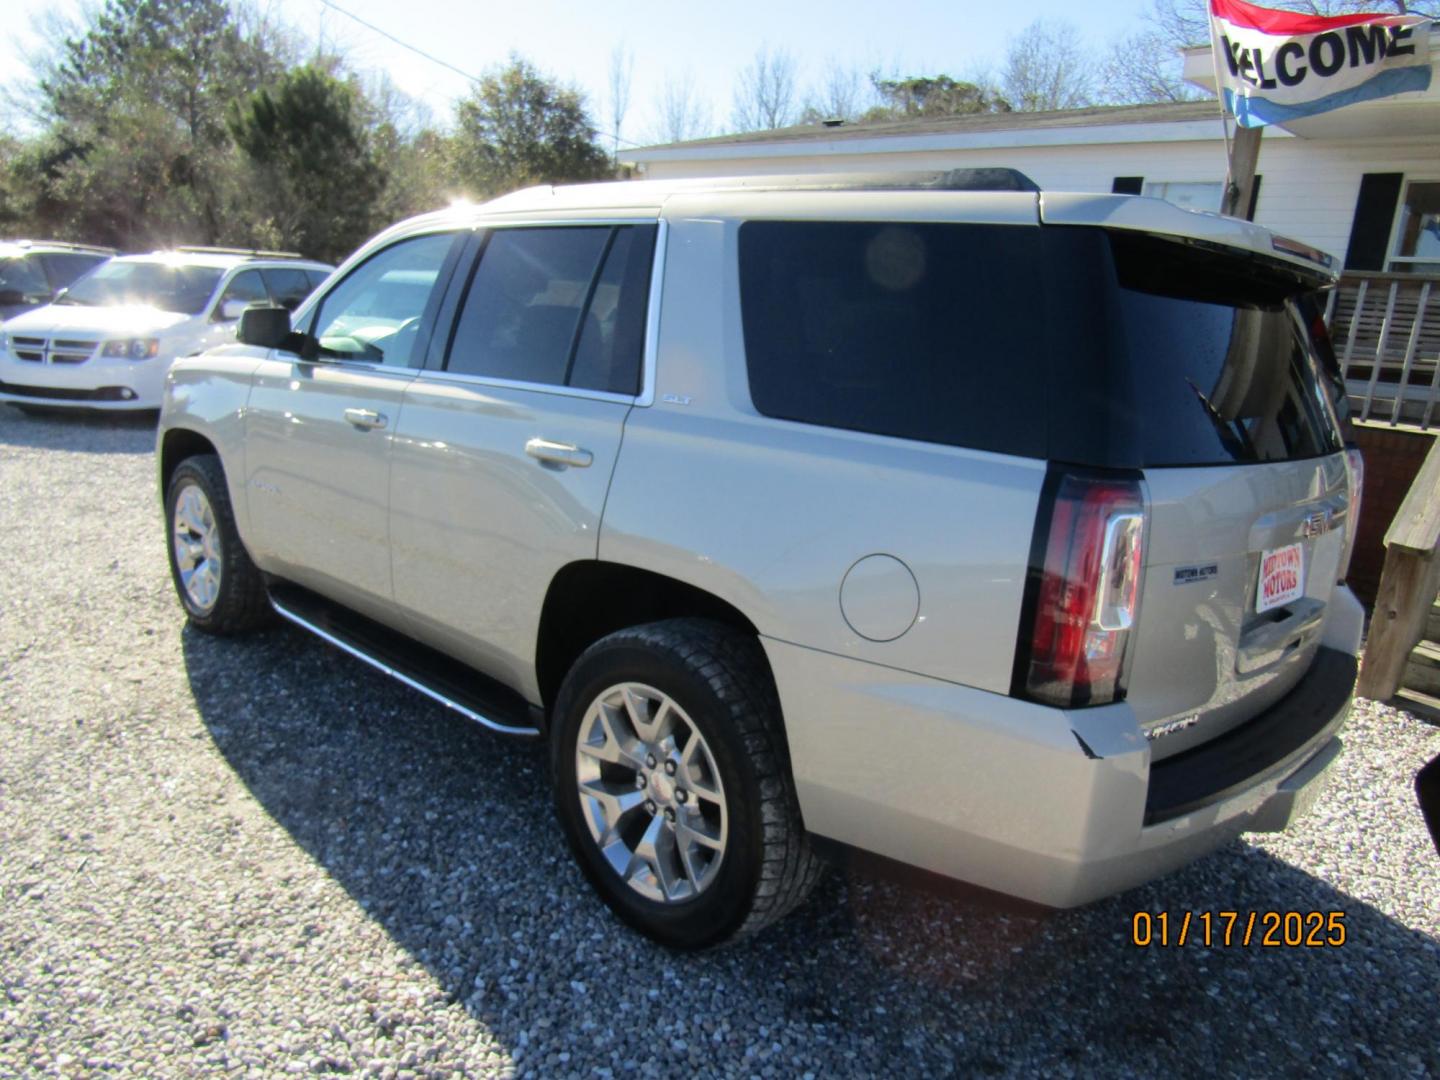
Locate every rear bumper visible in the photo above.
<box><xmin>766</xmin><ymin>637</ymin><xmax>1355</xmax><ymax>908</ymax></box>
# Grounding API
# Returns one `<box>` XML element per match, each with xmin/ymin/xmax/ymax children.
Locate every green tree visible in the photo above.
<box><xmin>865</xmin><ymin>75</ymin><xmax>1011</xmax><ymax>120</ymax></box>
<box><xmin>20</xmin><ymin>0</ymin><xmax>293</xmax><ymax>247</ymax></box>
<box><xmin>449</xmin><ymin>55</ymin><xmax>611</xmax><ymax>198</ymax></box>
<box><xmin>228</xmin><ymin>65</ymin><xmax>382</xmax><ymax>262</ymax></box>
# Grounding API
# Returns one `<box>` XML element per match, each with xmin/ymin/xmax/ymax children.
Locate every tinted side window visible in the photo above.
<box><xmin>219</xmin><ymin>269</ymin><xmax>268</xmax><ymax>306</ymax></box>
<box><xmin>312</xmin><ymin>232</ymin><xmax>457</xmax><ymax>367</ymax></box>
<box><xmin>0</xmin><ymin>256</ymin><xmax>51</xmax><ymax>299</ymax></box>
<box><xmin>739</xmin><ymin>221</ymin><xmax>1046</xmax><ymax>458</ymax></box>
<box><xmin>445</xmin><ymin>225</ymin><xmax>656</xmax><ymax>393</ymax></box>
<box><xmin>447</xmin><ymin>228</ymin><xmax>609</xmax><ymax>385</ymax></box>
<box><xmin>262</xmin><ymin>267</ymin><xmax>316</xmax><ymax>311</ymax></box>
<box><xmin>740</xmin><ymin>221</ymin><xmax>1342</xmax><ymax>467</ymax></box>
<box><xmin>569</xmin><ymin>226</ymin><xmax>657</xmax><ymax>395</ymax></box>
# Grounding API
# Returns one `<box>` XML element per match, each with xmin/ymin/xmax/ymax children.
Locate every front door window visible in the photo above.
<box><xmin>310</xmin><ymin>232</ymin><xmax>458</xmax><ymax>366</ymax></box>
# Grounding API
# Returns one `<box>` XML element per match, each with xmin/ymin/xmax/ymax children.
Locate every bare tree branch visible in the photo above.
<box><xmin>731</xmin><ymin>45</ymin><xmax>798</xmax><ymax>131</ymax></box>
<box><xmin>1000</xmin><ymin>20</ymin><xmax>1096</xmax><ymax>112</ymax></box>
<box><xmin>799</xmin><ymin>60</ymin><xmax>874</xmax><ymax>123</ymax></box>
<box><xmin>607</xmin><ymin>42</ymin><xmax>634</xmax><ymax>159</ymax></box>
<box><xmin>654</xmin><ymin>71</ymin><xmax>713</xmax><ymax>144</ymax></box>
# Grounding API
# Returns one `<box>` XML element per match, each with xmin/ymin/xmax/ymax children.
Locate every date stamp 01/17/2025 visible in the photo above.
<box><xmin>1131</xmin><ymin>911</ymin><xmax>1348</xmax><ymax>948</ymax></box>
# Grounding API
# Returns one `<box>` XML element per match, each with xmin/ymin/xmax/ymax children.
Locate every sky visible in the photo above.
<box><xmin>1</xmin><ymin>0</ymin><xmax>1159</xmax><ymax>146</ymax></box>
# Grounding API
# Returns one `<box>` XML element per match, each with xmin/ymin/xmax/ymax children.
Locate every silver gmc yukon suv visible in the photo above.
<box><xmin>156</xmin><ymin>171</ymin><xmax>1364</xmax><ymax>948</ymax></box>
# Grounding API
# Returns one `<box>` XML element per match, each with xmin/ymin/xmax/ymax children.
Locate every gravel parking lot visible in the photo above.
<box><xmin>2</xmin><ymin>403</ymin><xmax>1438</xmax><ymax>1079</ymax></box>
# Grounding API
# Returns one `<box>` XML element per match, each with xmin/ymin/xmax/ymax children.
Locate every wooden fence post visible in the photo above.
<box><xmin>1357</xmin><ymin>435</ymin><xmax>1440</xmax><ymax>700</ymax></box>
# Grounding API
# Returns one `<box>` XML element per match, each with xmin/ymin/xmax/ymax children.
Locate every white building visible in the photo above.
<box><xmin>626</xmin><ymin>40</ymin><xmax>1440</xmax><ymax>429</ymax></box>
<box><xmin>631</xmin><ymin>97</ymin><xmax>1440</xmax><ymax>276</ymax></box>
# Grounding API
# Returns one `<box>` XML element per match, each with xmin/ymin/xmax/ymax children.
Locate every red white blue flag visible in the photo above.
<box><xmin>1209</xmin><ymin>0</ymin><xmax>1432</xmax><ymax>128</ymax></box>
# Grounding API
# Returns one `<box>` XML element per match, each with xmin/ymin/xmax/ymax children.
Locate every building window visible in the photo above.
<box><xmin>1389</xmin><ymin>181</ymin><xmax>1440</xmax><ymax>274</ymax></box>
<box><xmin>1143</xmin><ymin>181</ymin><xmax>1223</xmax><ymax>213</ymax></box>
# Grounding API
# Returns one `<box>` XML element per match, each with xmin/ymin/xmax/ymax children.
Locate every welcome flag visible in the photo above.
<box><xmin>1209</xmin><ymin>0</ymin><xmax>1433</xmax><ymax>128</ymax></box>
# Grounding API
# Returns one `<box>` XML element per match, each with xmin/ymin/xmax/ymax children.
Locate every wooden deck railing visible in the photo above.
<box><xmin>1325</xmin><ymin>271</ymin><xmax>1440</xmax><ymax>430</ymax></box>
<box><xmin>1356</xmin><ymin>434</ymin><xmax>1440</xmax><ymax>701</ymax></box>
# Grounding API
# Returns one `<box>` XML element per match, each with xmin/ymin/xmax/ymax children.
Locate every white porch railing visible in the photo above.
<box><xmin>1325</xmin><ymin>272</ymin><xmax>1440</xmax><ymax>430</ymax></box>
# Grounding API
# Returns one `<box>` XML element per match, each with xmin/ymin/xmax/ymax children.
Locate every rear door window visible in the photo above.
<box><xmin>216</xmin><ymin>269</ymin><xmax>269</xmax><ymax>318</ymax></box>
<box><xmin>444</xmin><ymin>224</ymin><xmax>656</xmax><ymax>394</ymax></box>
<box><xmin>738</xmin><ymin>221</ymin><xmax>1342</xmax><ymax>468</ymax></box>
<box><xmin>262</xmin><ymin>267</ymin><xmax>317</xmax><ymax>311</ymax></box>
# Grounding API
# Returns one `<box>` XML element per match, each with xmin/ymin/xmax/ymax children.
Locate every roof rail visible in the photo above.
<box><xmin>170</xmin><ymin>245</ymin><xmax>306</xmax><ymax>259</ymax></box>
<box><xmin>687</xmin><ymin>168</ymin><xmax>1042</xmax><ymax>194</ymax></box>
<box><xmin>2</xmin><ymin>239</ymin><xmax>117</xmax><ymax>255</ymax></box>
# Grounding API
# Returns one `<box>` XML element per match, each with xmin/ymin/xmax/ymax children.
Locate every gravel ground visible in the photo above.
<box><xmin>2</xmin><ymin>403</ymin><xmax>1438</xmax><ymax>1079</ymax></box>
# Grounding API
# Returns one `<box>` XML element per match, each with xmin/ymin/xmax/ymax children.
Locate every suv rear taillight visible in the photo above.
<box><xmin>1015</xmin><ymin>472</ymin><xmax>1146</xmax><ymax>708</ymax></box>
<box><xmin>1339</xmin><ymin>446</ymin><xmax>1364</xmax><ymax>583</ymax></box>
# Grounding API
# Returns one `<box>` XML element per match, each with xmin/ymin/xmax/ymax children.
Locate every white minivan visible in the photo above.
<box><xmin>0</xmin><ymin>247</ymin><xmax>331</xmax><ymax>410</ymax></box>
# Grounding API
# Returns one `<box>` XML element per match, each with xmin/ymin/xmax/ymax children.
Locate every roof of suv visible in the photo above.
<box><xmin>0</xmin><ymin>239</ymin><xmax>116</xmax><ymax>258</ymax></box>
<box><xmin>118</xmin><ymin>249</ymin><xmax>332</xmax><ymax>271</ymax></box>
<box><xmin>388</xmin><ymin>172</ymin><xmax>1336</xmax><ymax>287</ymax></box>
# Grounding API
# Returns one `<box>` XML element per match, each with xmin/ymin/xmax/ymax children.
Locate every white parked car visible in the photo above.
<box><xmin>0</xmin><ymin>247</ymin><xmax>331</xmax><ymax>410</ymax></box>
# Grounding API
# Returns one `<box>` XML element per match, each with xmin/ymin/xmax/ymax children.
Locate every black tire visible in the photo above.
<box><xmin>550</xmin><ymin>618</ymin><xmax>823</xmax><ymax>949</ymax></box>
<box><xmin>164</xmin><ymin>454</ymin><xmax>271</xmax><ymax>635</ymax></box>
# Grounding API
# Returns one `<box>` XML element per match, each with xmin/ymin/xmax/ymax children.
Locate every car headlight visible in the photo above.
<box><xmin>102</xmin><ymin>338</ymin><xmax>161</xmax><ymax>360</ymax></box>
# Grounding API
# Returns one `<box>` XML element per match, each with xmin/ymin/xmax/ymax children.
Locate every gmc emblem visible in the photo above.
<box><xmin>1302</xmin><ymin>510</ymin><xmax>1331</xmax><ymax>539</ymax></box>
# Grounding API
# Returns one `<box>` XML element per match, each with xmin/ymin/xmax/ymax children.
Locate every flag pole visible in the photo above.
<box><xmin>1211</xmin><ymin>23</ymin><xmax>1263</xmax><ymax>220</ymax></box>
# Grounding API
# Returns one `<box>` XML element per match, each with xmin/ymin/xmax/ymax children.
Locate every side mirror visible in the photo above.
<box><xmin>220</xmin><ymin>298</ymin><xmax>251</xmax><ymax>322</ymax></box>
<box><xmin>0</xmin><ymin>288</ymin><xmax>28</xmax><ymax>306</ymax></box>
<box><xmin>238</xmin><ymin>305</ymin><xmax>293</xmax><ymax>349</ymax></box>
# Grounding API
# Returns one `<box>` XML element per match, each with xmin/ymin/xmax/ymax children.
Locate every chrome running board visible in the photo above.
<box><xmin>269</xmin><ymin>586</ymin><xmax>541</xmax><ymax>739</ymax></box>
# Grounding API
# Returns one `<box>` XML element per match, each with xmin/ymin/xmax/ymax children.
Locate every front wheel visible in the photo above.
<box><xmin>164</xmin><ymin>454</ymin><xmax>271</xmax><ymax>635</ymax></box>
<box><xmin>551</xmin><ymin>619</ymin><xmax>822</xmax><ymax>949</ymax></box>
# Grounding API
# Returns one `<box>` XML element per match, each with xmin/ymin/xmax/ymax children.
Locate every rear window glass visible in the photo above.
<box><xmin>738</xmin><ymin>221</ymin><xmax>1343</xmax><ymax>468</ymax></box>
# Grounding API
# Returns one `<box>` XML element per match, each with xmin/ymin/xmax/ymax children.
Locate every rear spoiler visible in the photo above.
<box><xmin>1039</xmin><ymin>192</ymin><xmax>1340</xmax><ymax>288</ymax></box>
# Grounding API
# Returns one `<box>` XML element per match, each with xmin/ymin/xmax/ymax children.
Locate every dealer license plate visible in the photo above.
<box><xmin>1257</xmin><ymin>542</ymin><xmax>1305</xmax><ymax>614</ymax></box>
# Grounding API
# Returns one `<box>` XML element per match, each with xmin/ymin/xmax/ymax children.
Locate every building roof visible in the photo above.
<box><xmin>628</xmin><ymin>100</ymin><xmax>1224</xmax><ymax>161</ymax></box>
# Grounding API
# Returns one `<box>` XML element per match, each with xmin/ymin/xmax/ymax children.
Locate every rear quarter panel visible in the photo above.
<box><xmin>599</xmin><ymin>214</ymin><xmax>1044</xmax><ymax>694</ymax></box>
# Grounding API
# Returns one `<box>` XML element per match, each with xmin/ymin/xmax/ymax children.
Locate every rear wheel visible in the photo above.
<box><xmin>164</xmin><ymin>454</ymin><xmax>271</xmax><ymax>635</ymax></box>
<box><xmin>551</xmin><ymin>618</ymin><xmax>822</xmax><ymax>949</ymax></box>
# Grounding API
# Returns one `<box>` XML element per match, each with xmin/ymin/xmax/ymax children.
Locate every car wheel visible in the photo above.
<box><xmin>551</xmin><ymin>618</ymin><xmax>823</xmax><ymax>949</ymax></box>
<box><xmin>165</xmin><ymin>454</ymin><xmax>271</xmax><ymax>635</ymax></box>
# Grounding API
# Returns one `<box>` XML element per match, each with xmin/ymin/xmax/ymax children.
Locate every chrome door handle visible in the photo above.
<box><xmin>344</xmin><ymin>408</ymin><xmax>387</xmax><ymax>430</ymax></box>
<box><xmin>525</xmin><ymin>438</ymin><xmax>593</xmax><ymax>468</ymax></box>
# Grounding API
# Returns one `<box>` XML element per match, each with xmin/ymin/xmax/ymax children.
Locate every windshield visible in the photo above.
<box><xmin>59</xmin><ymin>260</ymin><xmax>224</xmax><ymax>315</ymax></box>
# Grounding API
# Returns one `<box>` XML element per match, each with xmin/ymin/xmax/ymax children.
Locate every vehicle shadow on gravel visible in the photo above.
<box><xmin>0</xmin><ymin>403</ymin><xmax>158</xmax><ymax>453</ymax></box>
<box><xmin>182</xmin><ymin>625</ymin><xmax>1440</xmax><ymax>1076</ymax></box>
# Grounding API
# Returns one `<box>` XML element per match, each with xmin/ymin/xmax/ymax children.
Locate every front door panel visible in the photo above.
<box><xmin>244</xmin><ymin>359</ymin><xmax>414</xmax><ymax>621</ymax></box>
